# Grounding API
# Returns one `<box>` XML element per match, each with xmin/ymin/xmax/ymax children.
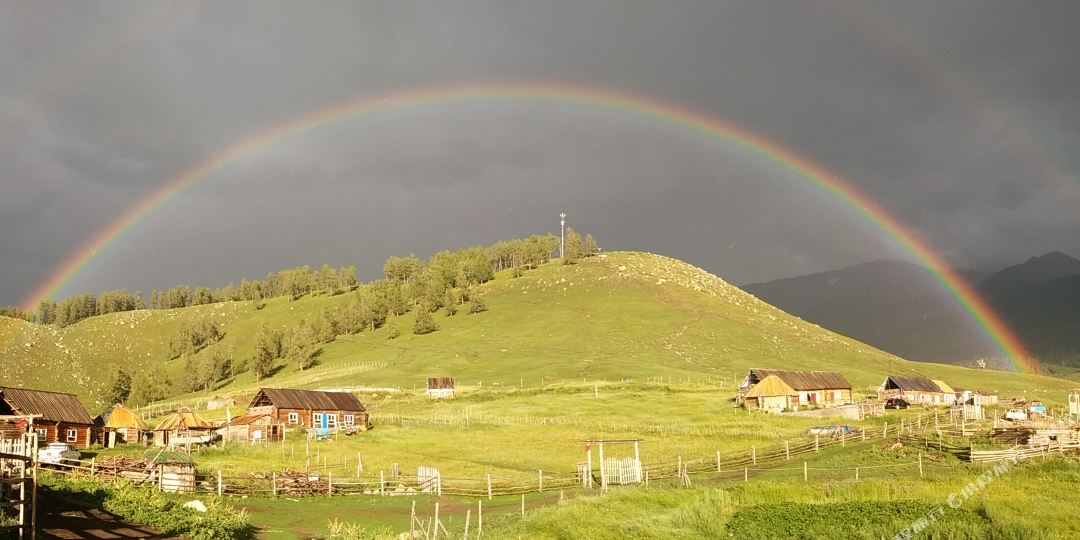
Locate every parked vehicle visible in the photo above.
<box><xmin>1028</xmin><ymin>401</ymin><xmax>1047</xmax><ymax>415</ymax></box>
<box><xmin>885</xmin><ymin>398</ymin><xmax>910</xmax><ymax>409</ymax></box>
<box><xmin>39</xmin><ymin>442</ymin><xmax>80</xmax><ymax>465</ymax></box>
<box><xmin>807</xmin><ymin>425</ymin><xmax>853</xmax><ymax>436</ymax></box>
<box><xmin>1005</xmin><ymin>409</ymin><xmax>1028</xmax><ymax>422</ymax></box>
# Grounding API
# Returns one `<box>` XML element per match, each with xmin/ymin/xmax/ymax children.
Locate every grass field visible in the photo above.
<box><xmin>4</xmin><ymin>252</ymin><xmax>1073</xmax><ymax>414</ymax></box>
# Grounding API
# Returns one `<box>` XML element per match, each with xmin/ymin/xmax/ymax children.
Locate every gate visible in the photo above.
<box><xmin>0</xmin><ymin>424</ymin><xmax>37</xmax><ymax>539</ymax></box>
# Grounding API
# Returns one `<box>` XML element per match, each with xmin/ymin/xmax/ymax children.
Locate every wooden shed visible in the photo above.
<box><xmin>0</xmin><ymin>387</ymin><xmax>95</xmax><ymax>448</ymax></box>
<box><xmin>153</xmin><ymin>408</ymin><xmax>216</xmax><ymax>447</ymax></box>
<box><xmin>738</xmin><ymin>369</ymin><xmax>852</xmax><ymax>409</ymax></box>
<box><xmin>144</xmin><ymin>449</ymin><xmax>196</xmax><ymax>493</ymax></box>
<box><xmin>1070</xmin><ymin>391</ymin><xmax>1080</xmax><ymax>417</ymax></box>
<box><xmin>95</xmin><ymin>403</ymin><xmax>148</xmax><ymax>446</ymax></box>
<box><xmin>426</xmin><ymin>377</ymin><xmax>456</xmax><ymax>399</ymax></box>
<box><xmin>878</xmin><ymin>376</ymin><xmax>956</xmax><ymax>405</ymax></box>
<box><xmin>743</xmin><ymin>375</ymin><xmax>799</xmax><ymax>412</ymax></box>
<box><xmin>218</xmin><ymin>414</ymin><xmax>284</xmax><ymax>444</ymax></box>
<box><xmin>247</xmin><ymin>388</ymin><xmax>370</xmax><ymax>431</ymax></box>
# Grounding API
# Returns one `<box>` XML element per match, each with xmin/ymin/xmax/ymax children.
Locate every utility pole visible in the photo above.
<box><xmin>560</xmin><ymin>212</ymin><xmax>566</xmax><ymax>258</ymax></box>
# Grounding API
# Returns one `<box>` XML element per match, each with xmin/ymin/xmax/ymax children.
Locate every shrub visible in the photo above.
<box><xmin>327</xmin><ymin>519</ymin><xmax>397</xmax><ymax>539</ymax></box>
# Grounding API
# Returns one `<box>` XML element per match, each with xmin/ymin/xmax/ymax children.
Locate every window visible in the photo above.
<box><xmin>288</xmin><ymin>412</ymin><xmax>299</xmax><ymax>424</ymax></box>
<box><xmin>343</xmin><ymin>414</ymin><xmax>355</xmax><ymax>427</ymax></box>
<box><xmin>36</xmin><ymin>428</ymin><xmax>47</xmax><ymax>442</ymax></box>
<box><xmin>834</xmin><ymin>390</ymin><xmax>843</xmax><ymax>402</ymax></box>
<box><xmin>326</xmin><ymin>414</ymin><xmax>337</xmax><ymax>428</ymax></box>
<box><xmin>313</xmin><ymin>413</ymin><xmax>324</xmax><ymax>426</ymax></box>
<box><xmin>66</xmin><ymin>429</ymin><xmax>78</xmax><ymax>443</ymax></box>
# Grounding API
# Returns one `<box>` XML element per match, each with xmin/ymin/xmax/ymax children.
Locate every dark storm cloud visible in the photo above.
<box><xmin>2</xmin><ymin>0</ymin><xmax>1080</xmax><ymax>306</ymax></box>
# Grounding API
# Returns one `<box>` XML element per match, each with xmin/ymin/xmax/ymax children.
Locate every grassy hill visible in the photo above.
<box><xmin>1</xmin><ymin>251</ymin><xmax>1072</xmax><ymax>411</ymax></box>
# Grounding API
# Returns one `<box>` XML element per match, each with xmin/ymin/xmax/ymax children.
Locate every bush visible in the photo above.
<box><xmin>41</xmin><ymin>474</ymin><xmax>252</xmax><ymax>540</ymax></box>
<box><xmin>468</xmin><ymin>297</ymin><xmax>487</xmax><ymax>314</ymax></box>
<box><xmin>327</xmin><ymin>519</ymin><xmax>397</xmax><ymax>539</ymax></box>
<box><xmin>387</xmin><ymin>326</ymin><xmax>400</xmax><ymax>340</ymax></box>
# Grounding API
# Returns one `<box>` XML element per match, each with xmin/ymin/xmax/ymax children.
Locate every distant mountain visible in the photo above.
<box><xmin>742</xmin><ymin>252</ymin><xmax>1080</xmax><ymax>368</ymax></box>
<box><xmin>742</xmin><ymin>260</ymin><xmax>993</xmax><ymax>364</ymax></box>
<box><xmin>981</xmin><ymin>252</ymin><xmax>1080</xmax><ymax>299</ymax></box>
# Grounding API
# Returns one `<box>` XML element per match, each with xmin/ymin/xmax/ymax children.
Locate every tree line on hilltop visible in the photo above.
<box><xmin>4</xmin><ymin>229</ymin><xmax>598</xmax><ymax>330</ymax></box>
<box><xmin>62</xmin><ymin>229</ymin><xmax>598</xmax><ymax>405</ymax></box>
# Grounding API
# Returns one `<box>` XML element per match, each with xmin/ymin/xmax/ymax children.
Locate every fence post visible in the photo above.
<box><xmin>217</xmin><ymin>468</ymin><xmax>223</xmax><ymax>496</ymax></box>
<box><xmin>272</xmin><ymin>472</ymin><xmax>277</xmax><ymax>498</ymax></box>
<box><xmin>862</xmin><ymin>428</ymin><xmax>866</xmax><ymax>441</ymax></box>
<box><xmin>91</xmin><ymin>457</ymin><xmax>96</xmax><ymax>478</ymax></box>
<box><xmin>855</xmin><ymin>467</ymin><xmax>859</xmax><ymax>481</ymax></box>
<box><xmin>410</xmin><ymin>501</ymin><xmax>416</xmax><ymax>539</ymax></box>
<box><xmin>487</xmin><ymin>473</ymin><xmax>492</xmax><ymax>500</ymax></box>
<box><xmin>752</xmin><ymin>445</ymin><xmax>757</xmax><ymax>464</ymax></box>
<box><xmin>521</xmin><ymin>494</ymin><xmax>525</xmax><ymax>518</ymax></box>
<box><xmin>716</xmin><ymin>450</ymin><xmax>722</xmax><ymax>471</ymax></box>
<box><xmin>380</xmin><ymin>470</ymin><xmax>385</xmax><ymax>496</ymax></box>
<box><xmin>803</xmin><ymin>461</ymin><xmax>808</xmax><ymax>481</ymax></box>
<box><xmin>815</xmin><ymin>435</ymin><xmax>819</xmax><ymax>452</ymax></box>
<box><xmin>785</xmin><ymin>441</ymin><xmax>790</xmax><ymax>461</ymax></box>
<box><xmin>464</xmin><ymin>509</ymin><xmax>471</xmax><ymax>539</ymax></box>
<box><xmin>918</xmin><ymin>454</ymin><xmax>924</xmax><ymax>478</ymax></box>
<box><xmin>478</xmin><ymin>500</ymin><xmax>483</xmax><ymax>536</ymax></box>
<box><xmin>356</xmin><ymin>451</ymin><xmax>362</xmax><ymax>476</ymax></box>
<box><xmin>539</xmin><ymin>470</ymin><xmax>544</xmax><ymax>492</ymax></box>
<box><xmin>883</xmin><ymin>422</ymin><xmax>888</xmax><ymax>438</ymax></box>
<box><xmin>743</xmin><ymin>467</ymin><xmax>747</xmax><ymax>482</ymax></box>
<box><xmin>328</xmin><ymin>471</ymin><xmax>333</xmax><ymax>495</ymax></box>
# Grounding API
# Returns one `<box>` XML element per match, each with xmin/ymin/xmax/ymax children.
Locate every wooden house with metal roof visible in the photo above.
<box><xmin>426</xmin><ymin>377</ymin><xmax>456</xmax><ymax>399</ymax></box>
<box><xmin>738</xmin><ymin>369</ymin><xmax>852</xmax><ymax>411</ymax></box>
<box><xmin>0</xmin><ymin>386</ymin><xmax>96</xmax><ymax>447</ymax></box>
<box><xmin>878</xmin><ymin>376</ymin><xmax>956</xmax><ymax>405</ymax></box>
<box><xmin>248</xmin><ymin>388</ymin><xmax>370</xmax><ymax>431</ymax></box>
<box><xmin>218</xmin><ymin>413</ymin><xmax>285</xmax><ymax>444</ymax></box>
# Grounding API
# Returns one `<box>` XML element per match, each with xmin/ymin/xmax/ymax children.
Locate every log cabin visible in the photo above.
<box><xmin>738</xmin><ymin>369</ymin><xmax>852</xmax><ymax>411</ymax></box>
<box><xmin>247</xmin><ymin>388</ymin><xmax>370</xmax><ymax>431</ymax></box>
<box><xmin>426</xmin><ymin>377</ymin><xmax>455</xmax><ymax>399</ymax></box>
<box><xmin>0</xmin><ymin>387</ymin><xmax>95</xmax><ymax>448</ymax></box>
<box><xmin>877</xmin><ymin>376</ymin><xmax>956</xmax><ymax>405</ymax></box>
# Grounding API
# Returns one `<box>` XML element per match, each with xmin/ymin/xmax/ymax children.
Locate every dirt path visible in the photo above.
<box><xmin>38</xmin><ymin>488</ymin><xmax>179</xmax><ymax>540</ymax></box>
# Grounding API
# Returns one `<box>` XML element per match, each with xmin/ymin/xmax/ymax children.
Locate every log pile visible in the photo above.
<box><xmin>252</xmin><ymin>469</ymin><xmax>328</xmax><ymax>495</ymax></box>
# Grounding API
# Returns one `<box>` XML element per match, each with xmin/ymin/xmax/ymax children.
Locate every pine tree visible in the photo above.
<box><xmin>102</xmin><ymin>366</ymin><xmax>132</xmax><ymax>404</ymax></box>
<box><xmin>563</xmin><ymin>226</ymin><xmax>583</xmax><ymax>264</ymax></box>
<box><xmin>286</xmin><ymin>322</ymin><xmax>318</xmax><ymax>371</ymax></box>
<box><xmin>414</xmin><ymin>305</ymin><xmax>437</xmax><ymax>335</ymax></box>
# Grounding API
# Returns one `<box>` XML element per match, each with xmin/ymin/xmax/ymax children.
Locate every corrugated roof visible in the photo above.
<box><xmin>748</xmin><ymin>369</ymin><xmax>851</xmax><ymax>391</ymax></box>
<box><xmin>745</xmin><ymin>375</ymin><xmax>798</xmax><ymax>398</ymax></box>
<box><xmin>0</xmin><ymin>387</ymin><xmax>94</xmax><ymax>425</ymax></box>
<box><xmin>883</xmin><ymin>376</ymin><xmax>943</xmax><ymax>393</ymax></box>
<box><xmin>97</xmin><ymin>404</ymin><xmax>148</xmax><ymax>430</ymax></box>
<box><xmin>154</xmin><ymin>408</ymin><xmax>213</xmax><ymax>431</ymax></box>
<box><xmin>143</xmin><ymin>449</ymin><xmax>193</xmax><ymax>464</ymax></box>
<box><xmin>931</xmin><ymin>380</ymin><xmax>955</xmax><ymax>394</ymax></box>
<box><xmin>252</xmin><ymin>388</ymin><xmax>366</xmax><ymax>412</ymax></box>
<box><xmin>427</xmin><ymin>377</ymin><xmax>455</xmax><ymax>390</ymax></box>
<box><xmin>227</xmin><ymin>414</ymin><xmax>282</xmax><ymax>426</ymax></box>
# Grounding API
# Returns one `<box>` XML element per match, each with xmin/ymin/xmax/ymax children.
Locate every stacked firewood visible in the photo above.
<box><xmin>97</xmin><ymin>455</ymin><xmax>150</xmax><ymax>473</ymax></box>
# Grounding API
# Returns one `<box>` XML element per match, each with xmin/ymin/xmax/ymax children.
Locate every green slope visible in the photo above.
<box><xmin>1</xmin><ymin>252</ymin><xmax>1071</xmax><ymax>411</ymax></box>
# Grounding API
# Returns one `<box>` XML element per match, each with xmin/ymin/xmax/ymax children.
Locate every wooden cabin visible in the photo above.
<box><xmin>0</xmin><ymin>387</ymin><xmax>95</xmax><ymax>448</ymax></box>
<box><xmin>878</xmin><ymin>376</ymin><xmax>956</xmax><ymax>405</ymax></box>
<box><xmin>1070</xmin><ymin>391</ymin><xmax>1080</xmax><ymax>417</ymax></box>
<box><xmin>247</xmin><ymin>388</ymin><xmax>370</xmax><ymax>431</ymax></box>
<box><xmin>218</xmin><ymin>414</ymin><xmax>284</xmax><ymax>444</ymax></box>
<box><xmin>153</xmin><ymin>408</ymin><xmax>215</xmax><ymax>447</ymax></box>
<box><xmin>95</xmin><ymin>404</ymin><xmax>148</xmax><ymax>446</ymax></box>
<box><xmin>738</xmin><ymin>369</ymin><xmax>852</xmax><ymax>410</ymax></box>
<box><xmin>426</xmin><ymin>377</ymin><xmax>456</xmax><ymax>399</ymax></box>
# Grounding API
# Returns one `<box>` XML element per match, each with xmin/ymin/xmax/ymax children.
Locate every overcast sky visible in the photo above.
<box><xmin>2</xmin><ymin>0</ymin><xmax>1079</xmax><ymax>307</ymax></box>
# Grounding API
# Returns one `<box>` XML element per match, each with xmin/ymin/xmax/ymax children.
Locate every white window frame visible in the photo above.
<box><xmin>287</xmin><ymin>412</ymin><xmax>299</xmax><ymax>425</ymax></box>
<box><xmin>326</xmin><ymin>413</ymin><xmax>338</xmax><ymax>428</ymax></box>
<box><xmin>66</xmin><ymin>428</ymin><xmax>78</xmax><ymax>443</ymax></box>
<box><xmin>343</xmin><ymin>414</ymin><xmax>355</xmax><ymax>427</ymax></box>
<box><xmin>313</xmin><ymin>412</ymin><xmax>324</xmax><ymax>426</ymax></box>
<box><xmin>36</xmin><ymin>428</ymin><xmax>47</xmax><ymax>442</ymax></box>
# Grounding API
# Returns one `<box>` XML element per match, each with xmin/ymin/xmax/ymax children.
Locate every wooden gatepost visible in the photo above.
<box><xmin>580</xmin><ymin>439</ymin><xmax>643</xmax><ymax>490</ymax></box>
<box><xmin>1</xmin><ymin>415</ymin><xmax>40</xmax><ymax>540</ymax></box>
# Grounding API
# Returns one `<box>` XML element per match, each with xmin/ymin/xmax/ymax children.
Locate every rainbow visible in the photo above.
<box><xmin>18</xmin><ymin>81</ymin><xmax>1037</xmax><ymax>372</ymax></box>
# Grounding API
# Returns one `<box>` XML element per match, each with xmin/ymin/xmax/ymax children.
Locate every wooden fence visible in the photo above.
<box><xmin>0</xmin><ymin>432</ymin><xmax>36</xmax><ymax>540</ymax></box>
<box><xmin>970</xmin><ymin>440</ymin><xmax>1080</xmax><ymax>464</ymax></box>
<box><xmin>44</xmin><ymin>413</ymin><xmax>973</xmax><ymax>500</ymax></box>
